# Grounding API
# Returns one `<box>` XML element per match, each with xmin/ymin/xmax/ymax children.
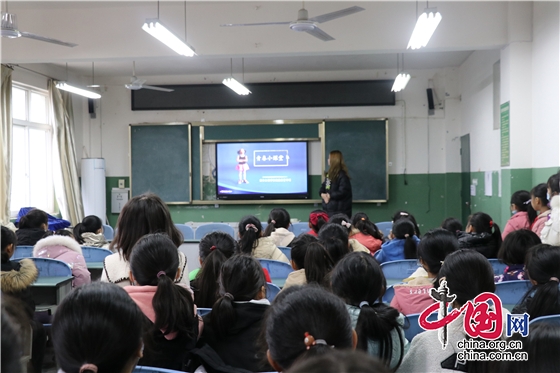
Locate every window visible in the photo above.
<box><xmin>10</xmin><ymin>84</ymin><xmax>54</xmax><ymax>216</ymax></box>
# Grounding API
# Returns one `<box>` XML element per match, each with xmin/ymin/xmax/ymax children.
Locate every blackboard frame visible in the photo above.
<box><xmin>129</xmin><ymin>123</ymin><xmax>192</xmax><ymax>204</ymax></box>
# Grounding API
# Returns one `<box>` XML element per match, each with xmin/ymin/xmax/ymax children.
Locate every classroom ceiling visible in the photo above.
<box><xmin>1</xmin><ymin>1</ymin><xmax>510</xmax><ymax>79</ymax></box>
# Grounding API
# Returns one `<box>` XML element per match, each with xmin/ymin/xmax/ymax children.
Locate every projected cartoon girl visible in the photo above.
<box><xmin>236</xmin><ymin>148</ymin><xmax>249</xmax><ymax>184</ymax></box>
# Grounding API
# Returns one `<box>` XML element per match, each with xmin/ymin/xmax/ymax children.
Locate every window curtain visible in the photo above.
<box><xmin>48</xmin><ymin>79</ymin><xmax>84</xmax><ymax>225</ymax></box>
<box><xmin>0</xmin><ymin>65</ymin><xmax>13</xmax><ymax>224</ymax></box>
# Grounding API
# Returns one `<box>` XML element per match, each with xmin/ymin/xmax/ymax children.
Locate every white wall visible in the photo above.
<box><xmin>80</xmin><ymin>67</ymin><xmax>462</xmax><ymax>178</ymax></box>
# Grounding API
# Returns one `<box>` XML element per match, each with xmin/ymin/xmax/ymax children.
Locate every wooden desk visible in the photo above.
<box><xmin>31</xmin><ymin>276</ymin><xmax>73</xmax><ymax>306</ymax></box>
<box><xmin>87</xmin><ymin>262</ymin><xmax>104</xmax><ymax>281</ymax></box>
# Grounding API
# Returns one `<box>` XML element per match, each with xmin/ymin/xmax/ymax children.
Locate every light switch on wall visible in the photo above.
<box><xmin>118</xmin><ymin>179</ymin><xmax>125</xmax><ymax>188</ymax></box>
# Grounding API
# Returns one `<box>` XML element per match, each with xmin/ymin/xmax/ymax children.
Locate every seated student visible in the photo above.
<box><xmin>502</xmin><ymin>190</ymin><xmax>536</xmax><ymax>239</ymax></box>
<box><xmin>300</xmin><ymin>242</ymin><xmax>334</xmax><ymax>289</ymax></box>
<box><xmin>283</xmin><ymin>234</ymin><xmax>318</xmax><ymax>290</ymax></box>
<box><xmin>512</xmin><ymin>244</ymin><xmax>560</xmax><ymax>319</ymax></box>
<box><xmin>287</xmin><ymin>349</ymin><xmax>391</xmax><ymax>373</ymax></box>
<box><xmin>265</xmin><ymin>285</ymin><xmax>357</xmax><ymax>372</ymax></box>
<box><xmin>191</xmin><ymin>232</ymin><xmax>236</xmax><ymax>308</ymax></box>
<box><xmin>102</xmin><ymin>193</ymin><xmax>188</xmax><ymax>287</ymax></box>
<box><xmin>1</xmin><ymin>226</ymin><xmax>45</xmax><ymax>373</ymax></box>
<box><xmin>73</xmin><ymin>215</ymin><xmax>109</xmax><ymax>248</ymax></box>
<box><xmin>237</xmin><ymin>215</ymin><xmax>289</xmax><ymax>263</ymax></box>
<box><xmin>541</xmin><ymin>171</ymin><xmax>560</xmax><ymax>245</ymax></box>
<box><xmin>496</xmin><ymin>323</ymin><xmax>560</xmax><ymax>373</ymax></box>
<box><xmin>317</xmin><ymin>223</ymin><xmax>352</xmax><ymax>264</ymax></box>
<box><xmin>306</xmin><ymin>210</ymin><xmax>329</xmax><ymax>237</ymax></box>
<box><xmin>331</xmin><ymin>252</ymin><xmax>409</xmax><ymax>371</ymax></box>
<box><xmin>349</xmin><ymin>212</ymin><xmax>384</xmax><ymax>254</ymax></box>
<box><xmin>398</xmin><ymin>249</ymin><xmax>506</xmax><ymax>373</ymax></box>
<box><xmin>495</xmin><ymin>229</ymin><xmax>541</xmax><ymax>282</ymax></box>
<box><xmin>33</xmin><ymin>229</ymin><xmax>91</xmax><ymax>288</ymax></box>
<box><xmin>392</xmin><ymin>210</ymin><xmax>421</xmax><ymax>237</ymax></box>
<box><xmin>125</xmin><ymin>234</ymin><xmax>199</xmax><ymax>370</ymax></box>
<box><xmin>264</xmin><ymin>208</ymin><xmax>295</xmax><ymax>247</ymax></box>
<box><xmin>440</xmin><ymin>217</ymin><xmax>463</xmax><ymax>235</ymax></box>
<box><xmin>198</xmin><ymin>255</ymin><xmax>272</xmax><ymax>372</ymax></box>
<box><xmin>52</xmin><ymin>282</ymin><xmax>144</xmax><ymax>373</ymax></box>
<box><xmin>328</xmin><ymin>214</ymin><xmax>370</xmax><ymax>253</ymax></box>
<box><xmin>530</xmin><ymin>183</ymin><xmax>551</xmax><ymax>237</ymax></box>
<box><xmin>391</xmin><ymin>229</ymin><xmax>458</xmax><ymax>315</ymax></box>
<box><xmin>16</xmin><ymin>208</ymin><xmax>49</xmax><ymax>246</ymax></box>
<box><xmin>457</xmin><ymin>212</ymin><xmax>502</xmax><ymax>258</ymax></box>
<box><xmin>375</xmin><ymin>219</ymin><xmax>419</xmax><ymax>264</ymax></box>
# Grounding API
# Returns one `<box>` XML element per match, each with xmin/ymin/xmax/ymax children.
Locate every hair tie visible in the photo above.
<box><xmin>523</xmin><ymin>199</ymin><xmax>531</xmax><ymax>205</ymax></box>
<box><xmin>224</xmin><ymin>292</ymin><xmax>234</xmax><ymax>300</ymax></box>
<box><xmin>489</xmin><ymin>220</ymin><xmax>494</xmax><ymax>227</ymax></box>
<box><xmin>270</xmin><ymin>219</ymin><xmax>276</xmax><ymax>224</ymax></box>
<box><xmin>210</xmin><ymin>245</ymin><xmax>216</xmax><ymax>251</ymax></box>
<box><xmin>341</xmin><ymin>220</ymin><xmax>351</xmax><ymax>228</ymax></box>
<box><xmin>440</xmin><ymin>260</ymin><xmax>444</xmax><ymax>266</ymax></box>
<box><xmin>79</xmin><ymin>364</ymin><xmax>98</xmax><ymax>373</ymax></box>
<box><xmin>245</xmin><ymin>224</ymin><xmax>258</xmax><ymax>232</ymax></box>
<box><xmin>156</xmin><ymin>271</ymin><xmax>166</xmax><ymax>278</ymax></box>
<box><xmin>310</xmin><ymin>212</ymin><xmax>329</xmax><ymax>227</ymax></box>
<box><xmin>304</xmin><ymin>332</ymin><xmax>330</xmax><ymax>350</ymax></box>
<box><xmin>550</xmin><ymin>277</ymin><xmax>559</xmax><ymax>282</ymax></box>
<box><xmin>400</xmin><ymin>212</ymin><xmax>409</xmax><ymax>216</ymax></box>
<box><xmin>361</xmin><ymin>217</ymin><xmax>366</xmax><ymax>221</ymax></box>
<box><xmin>404</xmin><ymin>233</ymin><xmax>410</xmax><ymax>238</ymax></box>
<box><xmin>359</xmin><ymin>301</ymin><xmax>369</xmax><ymax>308</ymax></box>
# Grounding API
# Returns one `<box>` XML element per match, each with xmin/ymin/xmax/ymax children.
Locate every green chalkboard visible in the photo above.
<box><xmin>325</xmin><ymin>120</ymin><xmax>388</xmax><ymax>202</ymax></box>
<box><xmin>130</xmin><ymin>124</ymin><xmax>191</xmax><ymax>202</ymax></box>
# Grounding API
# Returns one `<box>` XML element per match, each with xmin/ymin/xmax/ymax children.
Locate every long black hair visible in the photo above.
<box><xmin>352</xmin><ymin>212</ymin><xmax>383</xmax><ymax>240</ymax></box>
<box><xmin>519</xmin><ymin>244</ymin><xmax>560</xmax><ymax>320</ymax></box>
<box><xmin>18</xmin><ymin>209</ymin><xmax>48</xmax><ymax>229</ymax></box>
<box><xmin>511</xmin><ymin>190</ymin><xmax>537</xmax><ymax>226</ymax></box>
<box><xmin>468</xmin><ymin>212</ymin><xmax>502</xmax><ymax>251</ymax></box>
<box><xmin>317</xmin><ymin>223</ymin><xmax>351</xmax><ymax>264</ymax></box>
<box><xmin>290</xmin><ymin>234</ymin><xmax>318</xmax><ymax>270</ymax></box>
<box><xmin>193</xmin><ymin>232</ymin><xmax>236</xmax><ymax>308</ymax></box>
<box><xmin>391</xmin><ymin>219</ymin><xmax>418</xmax><ymax>259</ymax></box>
<box><xmin>331</xmin><ymin>252</ymin><xmax>405</xmax><ymax>370</ymax></box>
<box><xmin>73</xmin><ymin>215</ymin><xmax>103</xmax><ymax>244</ymax></box>
<box><xmin>441</xmin><ymin>217</ymin><xmax>463</xmax><ymax>234</ymax></box>
<box><xmin>304</xmin><ymin>242</ymin><xmax>334</xmax><ymax>287</ymax></box>
<box><xmin>263</xmin><ymin>208</ymin><xmax>291</xmax><ymax>237</ymax></box>
<box><xmin>531</xmin><ymin>183</ymin><xmax>550</xmax><ymax>211</ymax></box>
<box><xmin>328</xmin><ymin>213</ymin><xmax>353</xmax><ymax>234</ymax></box>
<box><xmin>392</xmin><ymin>210</ymin><xmax>421</xmax><ymax>237</ymax></box>
<box><xmin>130</xmin><ymin>234</ymin><xmax>197</xmax><ymax>340</ymax></box>
<box><xmin>51</xmin><ymin>282</ymin><xmax>143</xmax><ymax>373</ymax></box>
<box><xmin>287</xmin><ymin>349</ymin><xmax>391</xmax><ymax>373</ymax></box>
<box><xmin>417</xmin><ymin>229</ymin><xmax>458</xmax><ymax>275</ymax></box>
<box><xmin>211</xmin><ymin>255</ymin><xmax>266</xmax><ymax>336</ymax></box>
<box><xmin>497</xmin><ymin>229</ymin><xmax>541</xmax><ymax>266</ymax></box>
<box><xmin>265</xmin><ymin>285</ymin><xmax>354</xmax><ymax>371</ymax></box>
<box><xmin>237</xmin><ymin>215</ymin><xmax>263</xmax><ymax>255</ymax></box>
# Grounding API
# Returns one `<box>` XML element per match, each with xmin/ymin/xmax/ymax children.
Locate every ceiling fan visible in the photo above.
<box><xmin>1</xmin><ymin>8</ymin><xmax>77</xmax><ymax>47</ymax></box>
<box><xmin>221</xmin><ymin>3</ymin><xmax>365</xmax><ymax>42</ymax></box>
<box><xmin>125</xmin><ymin>61</ymin><xmax>174</xmax><ymax>92</ymax></box>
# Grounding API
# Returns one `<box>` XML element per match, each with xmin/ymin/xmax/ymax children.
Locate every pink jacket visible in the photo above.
<box><xmin>390</xmin><ymin>277</ymin><xmax>435</xmax><ymax>315</ymax></box>
<box><xmin>350</xmin><ymin>231</ymin><xmax>382</xmax><ymax>254</ymax></box>
<box><xmin>502</xmin><ymin>211</ymin><xmax>530</xmax><ymax>240</ymax></box>
<box><xmin>33</xmin><ymin>235</ymin><xmax>91</xmax><ymax>288</ymax></box>
<box><xmin>531</xmin><ymin>210</ymin><xmax>551</xmax><ymax>237</ymax></box>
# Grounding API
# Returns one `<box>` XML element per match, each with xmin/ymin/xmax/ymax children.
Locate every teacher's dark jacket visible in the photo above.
<box><xmin>319</xmin><ymin>171</ymin><xmax>352</xmax><ymax>218</ymax></box>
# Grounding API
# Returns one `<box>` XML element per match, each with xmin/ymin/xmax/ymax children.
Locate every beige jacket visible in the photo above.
<box><xmin>282</xmin><ymin>268</ymin><xmax>306</xmax><ymax>291</ymax></box>
<box><xmin>541</xmin><ymin>195</ymin><xmax>560</xmax><ymax>245</ymax></box>
<box><xmin>270</xmin><ymin>228</ymin><xmax>295</xmax><ymax>247</ymax></box>
<box><xmin>251</xmin><ymin>236</ymin><xmax>290</xmax><ymax>263</ymax></box>
<box><xmin>349</xmin><ymin>239</ymin><xmax>370</xmax><ymax>254</ymax></box>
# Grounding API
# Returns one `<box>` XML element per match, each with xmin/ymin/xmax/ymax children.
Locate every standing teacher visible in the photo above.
<box><xmin>319</xmin><ymin>150</ymin><xmax>352</xmax><ymax>218</ymax></box>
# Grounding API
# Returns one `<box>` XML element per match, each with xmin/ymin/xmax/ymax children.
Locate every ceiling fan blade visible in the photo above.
<box><xmin>221</xmin><ymin>21</ymin><xmax>291</xmax><ymax>27</ymax></box>
<box><xmin>142</xmin><ymin>85</ymin><xmax>174</xmax><ymax>92</ymax></box>
<box><xmin>308</xmin><ymin>6</ymin><xmax>365</xmax><ymax>23</ymax></box>
<box><xmin>304</xmin><ymin>27</ymin><xmax>335</xmax><ymax>41</ymax></box>
<box><xmin>20</xmin><ymin>31</ymin><xmax>77</xmax><ymax>47</ymax></box>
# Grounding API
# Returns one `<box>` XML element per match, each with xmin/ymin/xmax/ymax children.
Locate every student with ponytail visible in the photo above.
<box><xmin>303</xmin><ymin>242</ymin><xmax>334</xmax><ymax>288</ymax></box>
<box><xmin>375</xmin><ymin>219</ymin><xmax>419</xmax><ymax>264</ymax></box>
<box><xmin>541</xmin><ymin>171</ymin><xmax>560</xmax><ymax>245</ymax></box>
<box><xmin>502</xmin><ymin>190</ymin><xmax>537</xmax><ymax>239</ymax></box>
<box><xmin>263</xmin><ymin>208</ymin><xmax>295</xmax><ymax>247</ymax></box>
<box><xmin>237</xmin><ymin>215</ymin><xmax>289</xmax><ymax>263</ymax></box>
<box><xmin>283</xmin><ymin>234</ymin><xmax>318</xmax><ymax>290</ymax></box>
<box><xmin>198</xmin><ymin>255</ymin><xmax>272</xmax><ymax>372</ymax></box>
<box><xmin>73</xmin><ymin>215</ymin><xmax>109</xmax><ymax>248</ymax></box>
<box><xmin>317</xmin><ymin>223</ymin><xmax>352</xmax><ymax>264</ymax></box>
<box><xmin>191</xmin><ymin>232</ymin><xmax>236</xmax><ymax>308</ymax></box>
<box><xmin>307</xmin><ymin>210</ymin><xmax>329</xmax><ymax>237</ymax></box>
<box><xmin>331</xmin><ymin>252</ymin><xmax>408</xmax><ymax>371</ymax></box>
<box><xmin>458</xmin><ymin>212</ymin><xmax>502</xmax><ymax>258</ymax></box>
<box><xmin>265</xmin><ymin>285</ymin><xmax>356</xmax><ymax>372</ymax></box>
<box><xmin>126</xmin><ymin>234</ymin><xmax>199</xmax><ymax>370</ymax></box>
<box><xmin>328</xmin><ymin>214</ymin><xmax>370</xmax><ymax>254</ymax></box>
<box><xmin>512</xmin><ymin>244</ymin><xmax>560</xmax><ymax>319</ymax></box>
<box><xmin>350</xmin><ymin>212</ymin><xmax>384</xmax><ymax>254</ymax></box>
<box><xmin>530</xmin><ymin>183</ymin><xmax>551</xmax><ymax>237</ymax></box>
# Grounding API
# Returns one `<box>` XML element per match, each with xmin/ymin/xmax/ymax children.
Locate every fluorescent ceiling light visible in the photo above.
<box><xmin>142</xmin><ymin>19</ymin><xmax>196</xmax><ymax>57</ymax></box>
<box><xmin>222</xmin><ymin>77</ymin><xmax>251</xmax><ymax>95</ymax></box>
<box><xmin>55</xmin><ymin>82</ymin><xmax>101</xmax><ymax>99</ymax></box>
<box><xmin>407</xmin><ymin>9</ymin><xmax>442</xmax><ymax>50</ymax></box>
<box><xmin>391</xmin><ymin>73</ymin><xmax>411</xmax><ymax>92</ymax></box>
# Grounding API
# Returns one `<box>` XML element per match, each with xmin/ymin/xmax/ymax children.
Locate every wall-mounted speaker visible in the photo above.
<box><xmin>427</xmin><ymin>88</ymin><xmax>435</xmax><ymax>116</ymax></box>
